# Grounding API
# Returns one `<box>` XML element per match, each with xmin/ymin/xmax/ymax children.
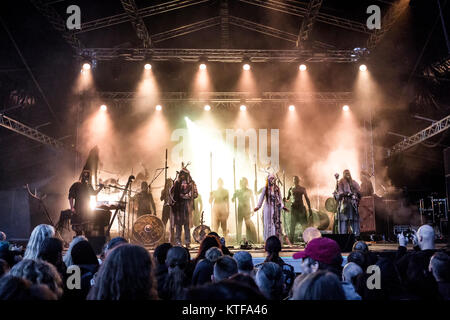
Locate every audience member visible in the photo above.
<box><xmin>255</xmin><ymin>262</ymin><xmax>284</xmax><ymax>300</ymax></box>
<box><xmin>63</xmin><ymin>240</ymin><xmax>99</xmax><ymax>300</ymax></box>
<box><xmin>153</xmin><ymin>243</ymin><xmax>172</xmax><ymax>295</ymax></box>
<box><xmin>229</xmin><ymin>273</ymin><xmax>260</xmax><ymax>292</ymax></box>
<box><xmin>302</xmin><ymin>227</ymin><xmax>321</xmax><ymax>244</ymax></box>
<box><xmin>341</xmin><ymin>262</ymin><xmax>362</xmax><ymax>300</ymax></box>
<box><xmin>0</xmin><ymin>275</ymin><xmax>57</xmax><ymax>300</ymax></box>
<box><xmin>352</xmin><ymin>240</ymin><xmax>378</xmax><ymax>267</ymax></box>
<box><xmin>23</xmin><ymin>224</ymin><xmax>55</xmax><ymax>260</ymax></box>
<box><xmin>184</xmin><ymin>279</ymin><xmax>266</xmax><ymax>300</ymax></box>
<box><xmin>429</xmin><ymin>252</ymin><xmax>450</xmax><ymax>300</ymax></box>
<box><xmin>38</xmin><ymin>237</ymin><xmax>66</xmax><ymax>276</ymax></box>
<box><xmin>63</xmin><ymin>235</ymin><xmax>87</xmax><ymax>267</ymax></box>
<box><xmin>212</xmin><ymin>255</ymin><xmax>238</xmax><ymax>282</ymax></box>
<box><xmin>208</xmin><ymin>232</ymin><xmax>232</xmax><ymax>256</ymax></box>
<box><xmin>347</xmin><ymin>250</ymin><xmax>367</xmax><ymax>270</ymax></box>
<box><xmin>396</xmin><ymin>224</ymin><xmax>439</xmax><ymax>299</ymax></box>
<box><xmin>0</xmin><ymin>258</ymin><xmax>9</xmax><ymax>278</ymax></box>
<box><xmin>294</xmin><ymin>237</ymin><xmax>343</xmax><ymax>277</ymax></box>
<box><xmin>9</xmin><ymin>259</ymin><xmax>63</xmax><ymax>298</ymax></box>
<box><xmin>292</xmin><ymin>271</ymin><xmax>346</xmax><ymax>300</ymax></box>
<box><xmin>193</xmin><ymin>235</ymin><xmax>221</xmax><ymax>267</ymax></box>
<box><xmin>100</xmin><ymin>236</ymin><xmax>128</xmax><ymax>260</ymax></box>
<box><xmin>233</xmin><ymin>251</ymin><xmax>254</xmax><ymax>276</ymax></box>
<box><xmin>258</xmin><ymin>236</ymin><xmax>295</xmax><ymax>294</ymax></box>
<box><xmin>192</xmin><ymin>247</ymin><xmax>223</xmax><ymax>286</ymax></box>
<box><xmin>87</xmin><ymin>244</ymin><xmax>157</xmax><ymax>300</ymax></box>
<box><xmin>159</xmin><ymin>246</ymin><xmax>190</xmax><ymax>300</ymax></box>
<box><xmin>0</xmin><ymin>231</ymin><xmax>6</xmax><ymax>241</ymax></box>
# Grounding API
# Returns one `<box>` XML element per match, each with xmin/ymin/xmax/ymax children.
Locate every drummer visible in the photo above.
<box><xmin>135</xmin><ymin>181</ymin><xmax>157</xmax><ymax>217</ymax></box>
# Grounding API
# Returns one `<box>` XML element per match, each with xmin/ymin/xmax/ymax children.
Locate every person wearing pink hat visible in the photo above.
<box><xmin>293</xmin><ymin>237</ymin><xmax>343</xmax><ymax>277</ymax></box>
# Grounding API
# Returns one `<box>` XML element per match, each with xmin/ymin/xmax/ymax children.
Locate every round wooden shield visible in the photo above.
<box><xmin>132</xmin><ymin>214</ymin><xmax>165</xmax><ymax>246</ymax></box>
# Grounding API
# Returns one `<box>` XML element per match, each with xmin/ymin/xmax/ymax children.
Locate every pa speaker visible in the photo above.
<box><xmin>322</xmin><ymin>234</ymin><xmax>356</xmax><ymax>252</ymax></box>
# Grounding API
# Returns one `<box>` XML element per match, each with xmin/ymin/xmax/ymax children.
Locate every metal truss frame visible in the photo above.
<box><xmin>239</xmin><ymin>0</ymin><xmax>371</xmax><ymax>34</ymax></box>
<box><xmin>120</xmin><ymin>0</ymin><xmax>152</xmax><ymax>48</ymax></box>
<box><xmin>95</xmin><ymin>91</ymin><xmax>353</xmax><ymax>104</ymax></box>
<box><xmin>296</xmin><ymin>0</ymin><xmax>323</xmax><ymax>48</ymax></box>
<box><xmin>75</xmin><ymin>0</ymin><xmax>212</xmax><ymax>34</ymax></box>
<box><xmin>79</xmin><ymin>48</ymin><xmax>362</xmax><ymax>63</ymax></box>
<box><xmin>0</xmin><ymin>113</ymin><xmax>64</xmax><ymax>149</ymax></box>
<box><xmin>30</xmin><ymin>0</ymin><xmax>84</xmax><ymax>50</ymax></box>
<box><xmin>220</xmin><ymin>0</ymin><xmax>230</xmax><ymax>48</ymax></box>
<box><xmin>152</xmin><ymin>17</ymin><xmax>221</xmax><ymax>43</ymax></box>
<box><xmin>229</xmin><ymin>16</ymin><xmax>298</xmax><ymax>43</ymax></box>
<box><xmin>366</xmin><ymin>0</ymin><xmax>409</xmax><ymax>51</ymax></box>
<box><xmin>387</xmin><ymin>114</ymin><xmax>450</xmax><ymax>158</ymax></box>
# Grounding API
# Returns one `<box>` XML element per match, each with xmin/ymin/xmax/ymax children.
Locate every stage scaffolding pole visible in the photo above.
<box><xmin>233</xmin><ymin>158</ymin><xmax>238</xmax><ymax>244</ymax></box>
<box><xmin>210</xmin><ymin>152</ymin><xmax>213</xmax><ymax>229</ymax></box>
<box><xmin>255</xmin><ymin>163</ymin><xmax>260</xmax><ymax>244</ymax></box>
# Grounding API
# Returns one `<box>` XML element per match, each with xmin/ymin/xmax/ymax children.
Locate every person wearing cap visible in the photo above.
<box><xmin>293</xmin><ymin>237</ymin><xmax>343</xmax><ymax>277</ymax></box>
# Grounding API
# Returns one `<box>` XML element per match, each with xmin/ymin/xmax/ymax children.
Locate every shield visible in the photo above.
<box><xmin>132</xmin><ymin>214</ymin><xmax>165</xmax><ymax>246</ymax></box>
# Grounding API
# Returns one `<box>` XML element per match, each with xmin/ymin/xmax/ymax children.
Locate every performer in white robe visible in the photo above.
<box><xmin>254</xmin><ymin>174</ymin><xmax>288</xmax><ymax>242</ymax></box>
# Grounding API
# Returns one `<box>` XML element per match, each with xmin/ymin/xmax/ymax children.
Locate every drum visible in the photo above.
<box><xmin>310</xmin><ymin>209</ymin><xmax>331</xmax><ymax>231</ymax></box>
<box><xmin>132</xmin><ymin>214</ymin><xmax>165</xmax><ymax>246</ymax></box>
<box><xmin>192</xmin><ymin>224</ymin><xmax>211</xmax><ymax>244</ymax></box>
<box><xmin>325</xmin><ymin>197</ymin><xmax>338</xmax><ymax>213</ymax></box>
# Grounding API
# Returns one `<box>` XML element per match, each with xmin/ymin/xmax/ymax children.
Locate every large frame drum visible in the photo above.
<box><xmin>132</xmin><ymin>214</ymin><xmax>165</xmax><ymax>246</ymax></box>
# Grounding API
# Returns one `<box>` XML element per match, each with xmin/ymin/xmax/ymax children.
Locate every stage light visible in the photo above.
<box><xmin>240</xmin><ymin>104</ymin><xmax>247</xmax><ymax>111</ymax></box>
<box><xmin>359</xmin><ymin>64</ymin><xmax>367</xmax><ymax>72</ymax></box>
<box><xmin>100</xmin><ymin>104</ymin><xmax>107</xmax><ymax>111</ymax></box>
<box><xmin>342</xmin><ymin>105</ymin><xmax>350</xmax><ymax>111</ymax></box>
<box><xmin>199</xmin><ymin>63</ymin><xmax>206</xmax><ymax>70</ymax></box>
<box><xmin>156</xmin><ymin>104</ymin><xmax>162</xmax><ymax>111</ymax></box>
<box><xmin>289</xmin><ymin>105</ymin><xmax>295</xmax><ymax>111</ymax></box>
<box><xmin>144</xmin><ymin>63</ymin><xmax>152</xmax><ymax>70</ymax></box>
<box><xmin>82</xmin><ymin>63</ymin><xmax>91</xmax><ymax>71</ymax></box>
<box><xmin>204</xmin><ymin>104</ymin><xmax>211</xmax><ymax>111</ymax></box>
<box><xmin>243</xmin><ymin>63</ymin><xmax>250</xmax><ymax>71</ymax></box>
<box><xmin>299</xmin><ymin>64</ymin><xmax>307</xmax><ymax>71</ymax></box>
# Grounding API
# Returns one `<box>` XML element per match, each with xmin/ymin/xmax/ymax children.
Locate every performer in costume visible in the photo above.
<box><xmin>254</xmin><ymin>174</ymin><xmax>288</xmax><ymax>242</ymax></box>
<box><xmin>337</xmin><ymin>169</ymin><xmax>361</xmax><ymax>236</ymax></box>
<box><xmin>135</xmin><ymin>181</ymin><xmax>156</xmax><ymax>216</ymax></box>
<box><xmin>68</xmin><ymin>169</ymin><xmax>104</xmax><ymax>236</ymax></box>
<box><xmin>285</xmin><ymin>176</ymin><xmax>313</xmax><ymax>243</ymax></box>
<box><xmin>232</xmin><ymin>177</ymin><xmax>257</xmax><ymax>243</ymax></box>
<box><xmin>170</xmin><ymin>165</ymin><xmax>198</xmax><ymax>247</ymax></box>
<box><xmin>209</xmin><ymin>178</ymin><xmax>229</xmax><ymax>238</ymax></box>
<box><xmin>160</xmin><ymin>178</ymin><xmax>174</xmax><ymax>241</ymax></box>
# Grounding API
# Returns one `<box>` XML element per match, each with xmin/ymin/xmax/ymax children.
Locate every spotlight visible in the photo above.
<box><xmin>299</xmin><ymin>64</ymin><xmax>307</xmax><ymax>71</ymax></box>
<box><xmin>100</xmin><ymin>104</ymin><xmax>107</xmax><ymax>111</ymax></box>
<box><xmin>156</xmin><ymin>105</ymin><xmax>162</xmax><ymax>111</ymax></box>
<box><xmin>289</xmin><ymin>105</ymin><xmax>295</xmax><ymax>111</ymax></box>
<box><xmin>204</xmin><ymin>104</ymin><xmax>211</xmax><ymax>111</ymax></box>
<box><xmin>144</xmin><ymin>63</ymin><xmax>152</xmax><ymax>70</ymax></box>
<box><xmin>359</xmin><ymin>64</ymin><xmax>367</xmax><ymax>72</ymax></box>
<box><xmin>199</xmin><ymin>63</ymin><xmax>206</xmax><ymax>70</ymax></box>
<box><xmin>82</xmin><ymin>62</ymin><xmax>91</xmax><ymax>71</ymax></box>
<box><xmin>240</xmin><ymin>104</ymin><xmax>247</xmax><ymax>111</ymax></box>
<box><xmin>342</xmin><ymin>105</ymin><xmax>350</xmax><ymax>111</ymax></box>
<box><xmin>243</xmin><ymin>63</ymin><xmax>250</xmax><ymax>71</ymax></box>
